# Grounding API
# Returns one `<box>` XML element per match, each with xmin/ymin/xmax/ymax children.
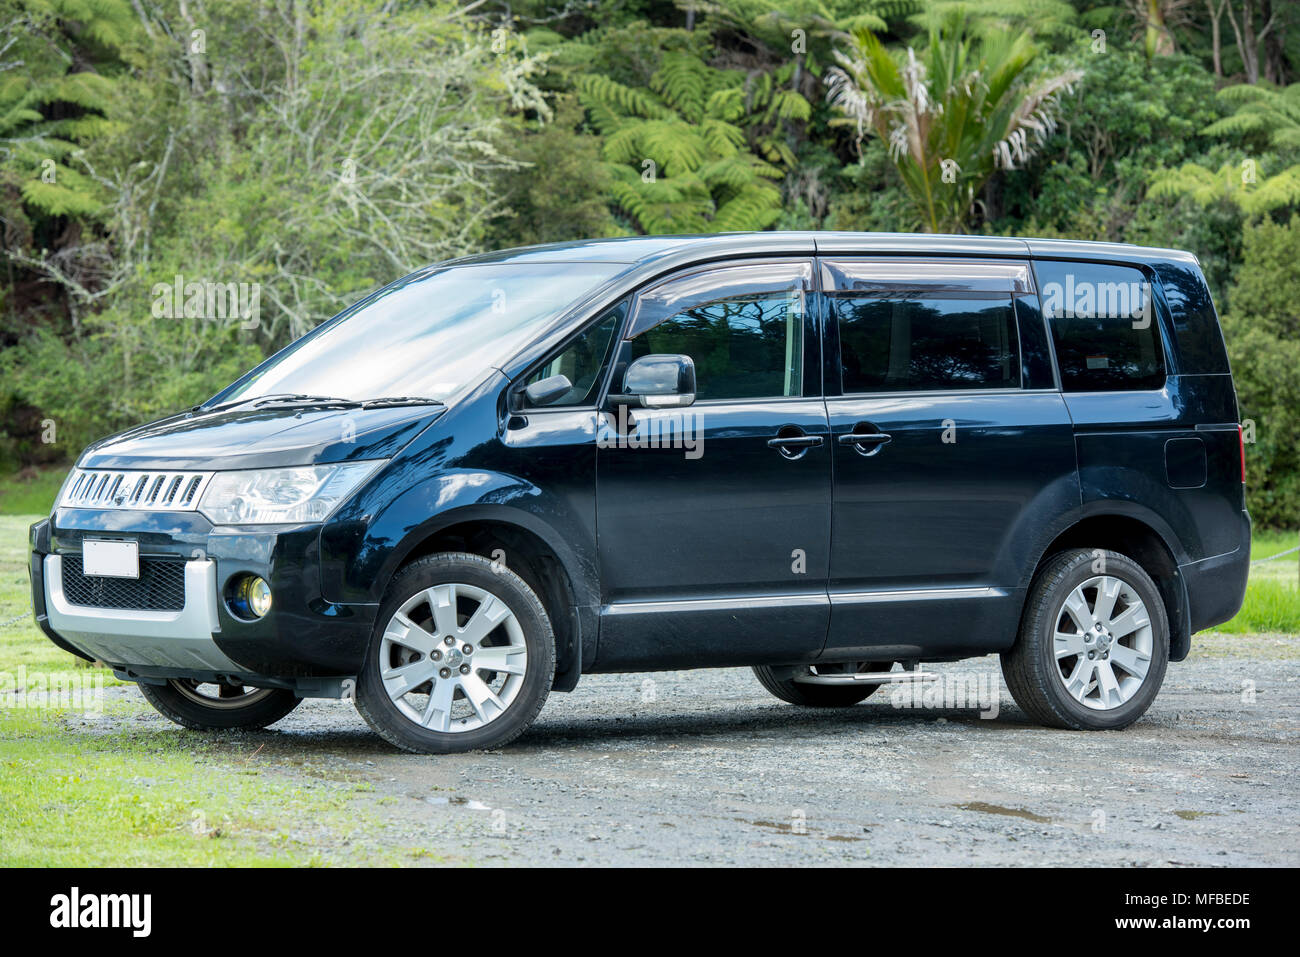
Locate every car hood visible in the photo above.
<box><xmin>78</xmin><ymin>404</ymin><xmax>444</xmax><ymax>471</ymax></box>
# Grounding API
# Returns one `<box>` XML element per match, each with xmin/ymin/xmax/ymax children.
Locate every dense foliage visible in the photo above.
<box><xmin>1</xmin><ymin>0</ymin><xmax>1298</xmax><ymax>525</ymax></box>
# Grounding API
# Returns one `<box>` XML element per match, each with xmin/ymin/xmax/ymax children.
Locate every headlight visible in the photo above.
<box><xmin>199</xmin><ymin>461</ymin><xmax>385</xmax><ymax>525</ymax></box>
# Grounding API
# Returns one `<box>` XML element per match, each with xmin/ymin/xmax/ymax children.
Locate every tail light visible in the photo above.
<box><xmin>1238</xmin><ymin>424</ymin><xmax>1247</xmax><ymax>484</ymax></box>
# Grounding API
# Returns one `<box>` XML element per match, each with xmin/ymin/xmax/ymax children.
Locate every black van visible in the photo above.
<box><xmin>29</xmin><ymin>233</ymin><xmax>1250</xmax><ymax>753</ymax></box>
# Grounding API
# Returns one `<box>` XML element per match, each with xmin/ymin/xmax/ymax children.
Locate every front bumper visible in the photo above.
<box><xmin>44</xmin><ymin>554</ymin><xmax>239</xmax><ymax>674</ymax></box>
<box><xmin>30</xmin><ymin>513</ymin><xmax>378</xmax><ymax>689</ymax></box>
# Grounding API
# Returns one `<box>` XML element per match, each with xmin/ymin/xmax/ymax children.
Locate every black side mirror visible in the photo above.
<box><xmin>522</xmin><ymin>373</ymin><xmax>573</xmax><ymax>407</ymax></box>
<box><xmin>613</xmin><ymin>354</ymin><xmax>696</xmax><ymax>408</ymax></box>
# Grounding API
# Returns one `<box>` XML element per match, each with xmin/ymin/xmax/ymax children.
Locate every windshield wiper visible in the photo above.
<box><xmin>197</xmin><ymin>393</ymin><xmax>444</xmax><ymax>413</ymax></box>
<box><xmin>360</xmin><ymin>396</ymin><xmax>445</xmax><ymax>409</ymax></box>
<box><xmin>194</xmin><ymin>393</ymin><xmax>348</xmax><ymax>413</ymax></box>
<box><xmin>250</xmin><ymin>394</ymin><xmax>362</xmax><ymax>409</ymax></box>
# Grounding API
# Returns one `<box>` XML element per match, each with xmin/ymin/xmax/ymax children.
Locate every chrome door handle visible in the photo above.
<box><xmin>768</xmin><ymin>435</ymin><xmax>824</xmax><ymax>450</ymax></box>
<box><xmin>838</xmin><ymin>430</ymin><xmax>892</xmax><ymax>456</ymax></box>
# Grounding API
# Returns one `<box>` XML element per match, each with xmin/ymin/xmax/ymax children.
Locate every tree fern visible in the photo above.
<box><xmin>1150</xmin><ymin>162</ymin><xmax>1300</xmax><ymax>217</ymax></box>
<box><xmin>576</xmin><ymin>44</ymin><xmax>797</xmax><ymax>233</ymax></box>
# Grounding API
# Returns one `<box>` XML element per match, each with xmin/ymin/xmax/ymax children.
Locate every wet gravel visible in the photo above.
<box><xmin>87</xmin><ymin>634</ymin><xmax>1300</xmax><ymax>866</ymax></box>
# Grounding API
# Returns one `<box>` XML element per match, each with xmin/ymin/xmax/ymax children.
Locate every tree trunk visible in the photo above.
<box><xmin>1262</xmin><ymin>0</ymin><xmax>1287</xmax><ymax>84</ymax></box>
<box><xmin>1207</xmin><ymin>0</ymin><xmax>1225</xmax><ymax>77</ymax></box>
<box><xmin>1145</xmin><ymin>0</ymin><xmax>1176</xmax><ymax>58</ymax></box>
<box><xmin>1226</xmin><ymin>0</ymin><xmax>1260</xmax><ymax>83</ymax></box>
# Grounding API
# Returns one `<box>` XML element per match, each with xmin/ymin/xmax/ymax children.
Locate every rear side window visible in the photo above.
<box><xmin>1036</xmin><ymin>260</ymin><xmax>1166</xmax><ymax>391</ymax></box>
<box><xmin>825</xmin><ymin>260</ymin><xmax>1028</xmax><ymax>395</ymax></box>
<box><xmin>836</xmin><ymin>296</ymin><xmax>1020</xmax><ymax>393</ymax></box>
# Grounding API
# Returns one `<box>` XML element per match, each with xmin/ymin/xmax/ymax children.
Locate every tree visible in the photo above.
<box><xmin>1125</xmin><ymin>0</ymin><xmax>1193</xmax><ymax>59</ymax></box>
<box><xmin>908</xmin><ymin>0</ymin><xmax>1080</xmax><ymax>42</ymax></box>
<box><xmin>826</xmin><ymin>11</ymin><xmax>1080</xmax><ymax>232</ymax></box>
<box><xmin>1150</xmin><ymin>81</ymin><xmax>1300</xmax><ymax>216</ymax></box>
<box><xmin>575</xmin><ymin>42</ymin><xmax>806</xmax><ymax>232</ymax></box>
<box><xmin>1</xmin><ymin>0</ymin><xmax>549</xmax><ymax>456</ymax></box>
<box><xmin>1219</xmin><ymin>215</ymin><xmax>1300</xmax><ymax>527</ymax></box>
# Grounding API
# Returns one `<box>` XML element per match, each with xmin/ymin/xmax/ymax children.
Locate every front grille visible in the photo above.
<box><xmin>60</xmin><ymin>468</ymin><xmax>213</xmax><ymax>511</ymax></box>
<box><xmin>61</xmin><ymin>554</ymin><xmax>187</xmax><ymax>611</ymax></box>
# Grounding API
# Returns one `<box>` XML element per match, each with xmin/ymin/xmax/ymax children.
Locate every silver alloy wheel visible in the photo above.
<box><xmin>170</xmin><ymin>680</ymin><xmax>277</xmax><ymax>710</ymax></box>
<box><xmin>379</xmin><ymin>582</ymin><xmax>528</xmax><ymax>733</ymax></box>
<box><xmin>1052</xmin><ymin>575</ymin><xmax>1154</xmax><ymax>710</ymax></box>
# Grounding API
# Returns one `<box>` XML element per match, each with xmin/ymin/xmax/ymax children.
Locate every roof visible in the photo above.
<box><xmin>443</xmin><ymin>231</ymin><xmax>1199</xmax><ymax>270</ymax></box>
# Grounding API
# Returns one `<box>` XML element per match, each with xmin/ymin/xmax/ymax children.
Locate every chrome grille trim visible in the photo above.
<box><xmin>59</xmin><ymin>469</ymin><xmax>215</xmax><ymax>511</ymax></box>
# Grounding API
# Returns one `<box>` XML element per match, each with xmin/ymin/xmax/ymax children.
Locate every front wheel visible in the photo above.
<box><xmin>137</xmin><ymin>679</ymin><xmax>301</xmax><ymax>731</ymax></box>
<box><xmin>355</xmin><ymin>552</ymin><xmax>555</xmax><ymax>754</ymax></box>
<box><xmin>1002</xmin><ymin>548</ymin><xmax>1169</xmax><ymax>730</ymax></box>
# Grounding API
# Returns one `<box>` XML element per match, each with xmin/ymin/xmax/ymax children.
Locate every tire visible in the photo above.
<box><xmin>137</xmin><ymin>679</ymin><xmax>301</xmax><ymax>731</ymax></box>
<box><xmin>355</xmin><ymin>552</ymin><xmax>555</xmax><ymax>754</ymax></box>
<box><xmin>1002</xmin><ymin>548</ymin><xmax>1169</xmax><ymax>730</ymax></box>
<box><xmin>753</xmin><ymin>661</ymin><xmax>892</xmax><ymax>707</ymax></box>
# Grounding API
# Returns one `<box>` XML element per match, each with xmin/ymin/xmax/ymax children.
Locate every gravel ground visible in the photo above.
<box><xmin>82</xmin><ymin>633</ymin><xmax>1300</xmax><ymax>866</ymax></box>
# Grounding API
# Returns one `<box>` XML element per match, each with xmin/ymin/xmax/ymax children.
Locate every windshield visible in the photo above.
<box><xmin>213</xmin><ymin>262</ymin><xmax>625</xmax><ymax>405</ymax></box>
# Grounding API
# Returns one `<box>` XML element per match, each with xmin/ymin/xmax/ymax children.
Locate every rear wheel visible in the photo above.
<box><xmin>137</xmin><ymin>679</ymin><xmax>301</xmax><ymax>730</ymax></box>
<box><xmin>355</xmin><ymin>552</ymin><xmax>555</xmax><ymax>754</ymax></box>
<box><xmin>753</xmin><ymin>661</ymin><xmax>893</xmax><ymax>707</ymax></box>
<box><xmin>1002</xmin><ymin>548</ymin><xmax>1169</xmax><ymax>730</ymax></box>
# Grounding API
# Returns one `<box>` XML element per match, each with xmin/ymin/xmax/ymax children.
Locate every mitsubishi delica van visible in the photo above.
<box><xmin>29</xmin><ymin>233</ymin><xmax>1251</xmax><ymax>754</ymax></box>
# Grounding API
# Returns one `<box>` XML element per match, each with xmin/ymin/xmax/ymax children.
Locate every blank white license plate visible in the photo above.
<box><xmin>82</xmin><ymin>539</ymin><xmax>139</xmax><ymax>579</ymax></box>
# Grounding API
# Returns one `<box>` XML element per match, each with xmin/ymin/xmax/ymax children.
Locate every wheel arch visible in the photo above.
<box><xmin>384</xmin><ymin>508</ymin><xmax>593</xmax><ymax>691</ymax></box>
<box><xmin>1026</xmin><ymin>511</ymin><xmax>1192</xmax><ymax>662</ymax></box>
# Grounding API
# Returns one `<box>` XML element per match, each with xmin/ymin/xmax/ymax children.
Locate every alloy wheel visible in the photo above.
<box><xmin>1052</xmin><ymin>575</ymin><xmax>1154</xmax><ymax>711</ymax></box>
<box><xmin>378</xmin><ymin>582</ymin><xmax>528</xmax><ymax>733</ymax></box>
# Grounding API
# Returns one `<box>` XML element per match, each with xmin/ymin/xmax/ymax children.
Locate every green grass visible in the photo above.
<box><xmin>1217</xmin><ymin>528</ymin><xmax>1300</xmax><ymax>635</ymax></box>
<box><xmin>0</xmin><ymin>707</ymin><xmax>378</xmax><ymax>866</ymax></box>
<box><xmin>0</xmin><ymin>465</ymin><xmax>67</xmax><ymax>517</ymax></box>
<box><xmin>0</xmin><ymin>514</ymin><xmax>93</xmax><ymax>675</ymax></box>
<box><xmin>0</xmin><ymin>512</ymin><xmax>446</xmax><ymax>866</ymax></box>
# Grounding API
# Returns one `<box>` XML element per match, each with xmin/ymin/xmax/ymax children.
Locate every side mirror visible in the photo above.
<box><xmin>614</xmin><ymin>354</ymin><xmax>696</xmax><ymax>408</ymax></box>
<box><xmin>522</xmin><ymin>373</ymin><xmax>573</xmax><ymax>407</ymax></box>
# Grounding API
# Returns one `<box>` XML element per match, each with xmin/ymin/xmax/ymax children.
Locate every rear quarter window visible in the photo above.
<box><xmin>1035</xmin><ymin>260</ymin><xmax>1166</xmax><ymax>392</ymax></box>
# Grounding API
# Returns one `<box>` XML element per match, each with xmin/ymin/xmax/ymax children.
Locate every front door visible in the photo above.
<box><xmin>594</xmin><ymin>259</ymin><xmax>832</xmax><ymax>670</ymax></box>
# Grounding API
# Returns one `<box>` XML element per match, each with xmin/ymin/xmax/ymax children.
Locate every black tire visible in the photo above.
<box><xmin>753</xmin><ymin>662</ymin><xmax>892</xmax><ymax>707</ymax></box>
<box><xmin>137</xmin><ymin>679</ymin><xmax>301</xmax><ymax>731</ymax></box>
<box><xmin>355</xmin><ymin>552</ymin><xmax>555</xmax><ymax>754</ymax></box>
<box><xmin>1002</xmin><ymin>548</ymin><xmax>1169</xmax><ymax>730</ymax></box>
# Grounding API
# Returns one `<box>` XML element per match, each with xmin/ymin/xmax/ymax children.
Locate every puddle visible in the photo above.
<box><xmin>740</xmin><ymin>818</ymin><xmax>866</xmax><ymax>842</ymax></box>
<box><xmin>954</xmin><ymin>802</ymin><xmax>1052</xmax><ymax>824</ymax></box>
<box><xmin>425</xmin><ymin>795</ymin><xmax>492</xmax><ymax>810</ymax></box>
<box><xmin>1172</xmin><ymin>810</ymin><xmax>1220</xmax><ymax>820</ymax></box>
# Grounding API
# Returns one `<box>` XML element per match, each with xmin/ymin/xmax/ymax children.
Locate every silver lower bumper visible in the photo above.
<box><xmin>44</xmin><ymin>554</ymin><xmax>245</xmax><ymax>673</ymax></box>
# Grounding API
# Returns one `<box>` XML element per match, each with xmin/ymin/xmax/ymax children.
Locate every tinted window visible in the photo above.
<box><xmin>524</xmin><ymin>302</ymin><xmax>625</xmax><ymax>406</ymax></box>
<box><xmin>836</xmin><ymin>295</ymin><xmax>1020</xmax><ymax>393</ymax></box>
<box><xmin>625</xmin><ymin>290</ymin><xmax>805</xmax><ymax>400</ymax></box>
<box><xmin>1036</xmin><ymin>260</ymin><xmax>1166</xmax><ymax>391</ymax></box>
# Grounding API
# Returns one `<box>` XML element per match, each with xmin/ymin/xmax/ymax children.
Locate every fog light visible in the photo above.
<box><xmin>229</xmin><ymin>575</ymin><xmax>272</xmax><ymax>619</ymax></box>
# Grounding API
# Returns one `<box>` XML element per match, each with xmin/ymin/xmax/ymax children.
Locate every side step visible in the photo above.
<box><xmin>793</xmin><ymin>670</ymin><xmax>940</xmax><ymax>686</ymax></box>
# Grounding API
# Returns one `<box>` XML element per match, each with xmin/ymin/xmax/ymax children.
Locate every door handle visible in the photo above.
<box><xmin>768</xmin><ymin>435</ymin><xmax>823</xmax><ymax>450</ymax></box>
<box><xmin>838</xmin><ymin>426</ymin><xmax>892</xmax><ymax>456</ymax></box>
<box><xmin>767</xmin><ymin>429</ymin><xmax>824</xmax><ymax>460</ymax></box>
